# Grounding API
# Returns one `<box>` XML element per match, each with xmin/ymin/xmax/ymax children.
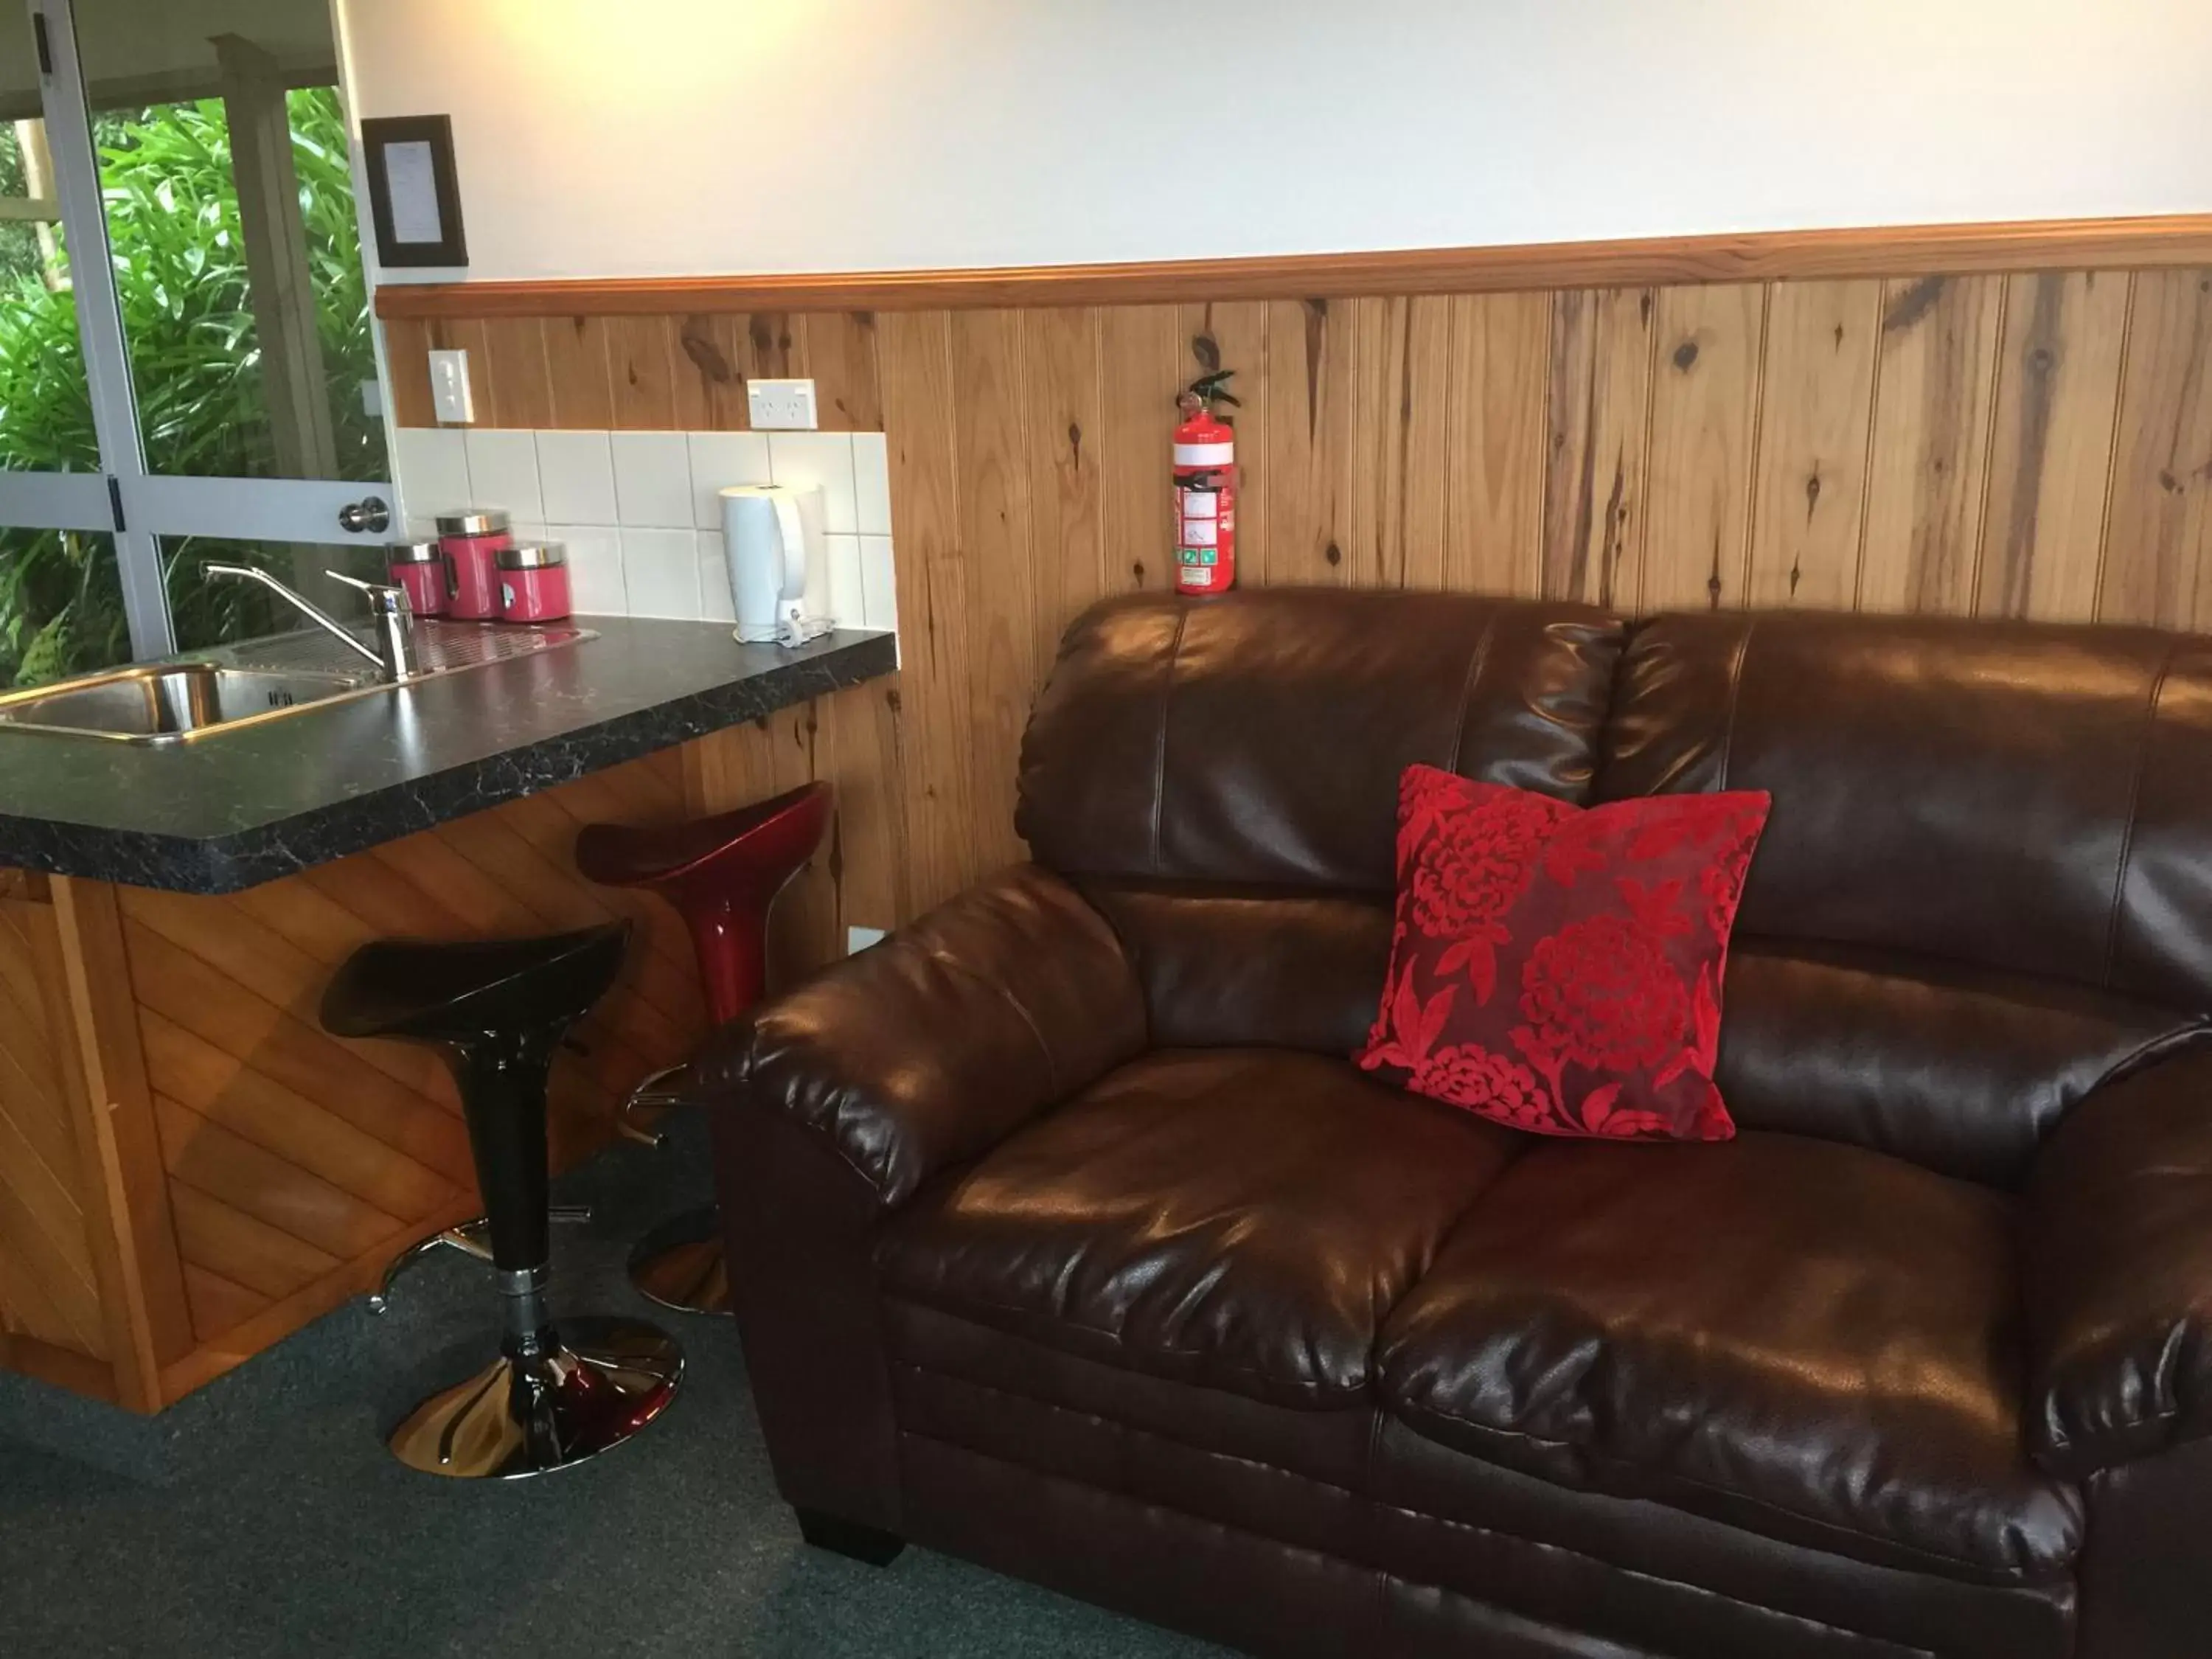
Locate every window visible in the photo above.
<box><xmin>0</xmin><ymin>0</ymin><xmax>394</xmax><ymax>689</ymax></box>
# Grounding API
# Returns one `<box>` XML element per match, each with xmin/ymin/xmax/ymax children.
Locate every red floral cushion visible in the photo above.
<box><xmin>1357</xmin><ymin>765</ymin><xmax>1770</xmax><ymax>1141</ymax></box>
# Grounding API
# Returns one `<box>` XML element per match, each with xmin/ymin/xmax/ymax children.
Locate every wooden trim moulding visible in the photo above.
<box><xmin>374</xmin><ymin>213</ymin><xmax>2212</xmax><ymax>320</ymax></box>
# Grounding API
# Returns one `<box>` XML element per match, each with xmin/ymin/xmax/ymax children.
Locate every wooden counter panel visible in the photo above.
<box><xmin>0</xmin><ymin>889</ymin><xmax>109</xmax><ymax>1366</ymax></box>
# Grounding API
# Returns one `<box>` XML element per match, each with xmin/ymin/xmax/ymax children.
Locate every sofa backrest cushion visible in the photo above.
<box><xmin>1602</xmin><ymin>611</ymin><xmax>2212</xmax><ymax>1180</ymax></box>
<box><xmin>1601</xmin><ymin>611</ymin><xmax>2212</xmax><ymax>1013</ymax></box>
<box><xmin>1716</xmin><ymin>937</ymin><xmax>2204</xmax><ymax>1187</ymax></box>
<box><xmin>1018</xmin><ymin>589</ymin><xmax>1625</xmax><ymax>892</ymax></box>
<box><xmin>1018</xmin><ymin>591</ymin><xmax>1624</xmax><ymax>1054</ymax></box>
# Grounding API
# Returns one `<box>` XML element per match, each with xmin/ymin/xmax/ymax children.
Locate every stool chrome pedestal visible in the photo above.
<box><xmin>323</xmin><ymin>922</ymin><xmax>683</xmax><ymax>1479</ymax></box>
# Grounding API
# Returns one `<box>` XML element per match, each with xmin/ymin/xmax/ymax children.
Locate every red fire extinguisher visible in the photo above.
<box><xmin>1174</xmin><ymin>370</ymin><xmax>1240</xmax><ymax>596</ymax></box>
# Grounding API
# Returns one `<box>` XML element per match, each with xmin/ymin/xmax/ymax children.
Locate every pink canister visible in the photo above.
<box><xmin>385</xmin><ymin>539</ymin><xmax>449</xmax><ymax>617</ymax></box>
<box><xmin>497</xmin><ymin>541</ymin><xmax>572</xmax><ymax>622</ymax></box>
<box><xmin>437</xmin><ymin>509</ymin><xmax>512</xmax><ymax>621</ymax></box>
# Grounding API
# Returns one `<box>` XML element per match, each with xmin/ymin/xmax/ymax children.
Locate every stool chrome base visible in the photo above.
<box><xmin>366</xmin><ymin>1206</ymin><xmax>594</xmax><ymax>1315</ymax></box>
<box><xmin>387</xmin><ymin>1316</ymin><xmax>684</xmax><ymax>1480</ymax></box>
<box><xmin>628</xmin><ymin>1203</ymin><xmax>731</xmax><ymax>1316</ymax></box>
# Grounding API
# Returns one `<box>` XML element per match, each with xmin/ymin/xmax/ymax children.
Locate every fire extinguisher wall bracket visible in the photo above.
<box><xmin>1185</xmin><ymin>369</ymin><xmax>1242</xmax><ymax>411</ymax></box>
<box><xmin>1174</xmin><ymin>372</ymin><xmax>1239</xmax><ymax>597</ymax></box>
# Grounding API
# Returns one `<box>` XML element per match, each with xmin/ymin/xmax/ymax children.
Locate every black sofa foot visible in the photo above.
<box><xmin>796</xmin><ymin>1507</ymin><xmax>906</xmax><ymax>1566</ymax></box>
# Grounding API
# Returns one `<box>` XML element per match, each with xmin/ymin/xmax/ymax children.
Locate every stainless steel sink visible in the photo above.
<box><xmin>0</xmin><ymin>621</ymin><xmax>594</xmax><ymax>745</ymax></box>
<box><xmin>0</xmin><ymin>661</ymin><xmax>369</xmax><ymax>744</ymax></box>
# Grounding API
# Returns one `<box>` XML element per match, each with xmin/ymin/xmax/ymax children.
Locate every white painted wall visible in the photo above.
<box><xmin>338</xmin><ymin>0</ymin><xmax>2212</xmax><ymax>283</ymax></box>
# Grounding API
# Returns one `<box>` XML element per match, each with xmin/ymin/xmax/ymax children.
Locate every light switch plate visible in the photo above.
<box><xmin>846</xmin><ymin>925</ymin><xmax>887</xmax><ymax>954</ymax></box>
<box><xmin>747</xmin><ymin>378</ymin><xmax>818</xmax><ymax>430</ymax></box>
<box><xmin>428</xmin><ymin>348</ymin><xmax>474</xmax><ymax>423</ymax></box>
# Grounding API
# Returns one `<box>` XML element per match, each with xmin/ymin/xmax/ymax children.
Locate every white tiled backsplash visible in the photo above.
<box><xmin>392</xmin><ymin>426</ymin><xmax>897</xmax><ymax>633</ymax></box>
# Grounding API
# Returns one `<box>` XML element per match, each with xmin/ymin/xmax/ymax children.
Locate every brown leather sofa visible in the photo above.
<box><xmin>698</xmin><ymin>589</ymin><xmax>2212</xmax><ymax>1658</ymax></box>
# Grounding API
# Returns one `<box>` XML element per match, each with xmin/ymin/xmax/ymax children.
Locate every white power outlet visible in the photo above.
<box><xmin>846</xmin><ymin>925</ymin><xmax>887</xmax><ymax>954</ymax></box>
<box><xmin>747</xmin><ymin>377</ymin><xmax>818</xmax><ymax>430</ymax></box>
<box><xmin>428</xmin><ymin>348</ymin><xmax>474</xmax><ymax>424</ymax></box>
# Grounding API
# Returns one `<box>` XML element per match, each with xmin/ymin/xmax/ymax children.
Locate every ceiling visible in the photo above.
<box><xmin>0</xmin><ymin>0</ymin><xmax>339</xmax><ymax>122</ymax></box>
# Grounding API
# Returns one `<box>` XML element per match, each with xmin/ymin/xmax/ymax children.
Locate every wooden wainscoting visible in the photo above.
<box><xmin>0</xmin><ymin>872</ymin><xmax>124</xmax><ymax>1400</ymax></box>
<box><xmin>375</xmin><ymin>228</ymin><xmax>2212</xmax><ymax>921</ymax></box>
<box><xmin>0</xmin><ymin>695</ymin><xmax>883</xmax><ymax>1410</ymax></box>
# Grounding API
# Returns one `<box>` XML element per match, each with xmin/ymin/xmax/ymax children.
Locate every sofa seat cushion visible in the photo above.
<box><xmin>876</xmin><ymin>1048</ymin><xmax>1523</xmax><ymax>1409</ymax></box>
<box><xmin>1376</xmin><ymin>1133</ymin><xmax>2083</xmax><ymax>1585</ymax></box>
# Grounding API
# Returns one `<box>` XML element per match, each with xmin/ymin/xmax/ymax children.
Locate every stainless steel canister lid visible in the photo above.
<box><xmin>434</xmin><ymin>509</ymin><xmax>511</xmax><ymax>535</ymax></box>
<box><xmin>495</xmin><ymin>541</ymin><xmax>566</xmax><ymax>570</ymax></box>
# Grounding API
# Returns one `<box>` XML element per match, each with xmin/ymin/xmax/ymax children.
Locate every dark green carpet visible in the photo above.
<box><xmin>0</xmin><ymin>1124</ymin><xmax>1221</xmax><ymax>1658</ymax></box>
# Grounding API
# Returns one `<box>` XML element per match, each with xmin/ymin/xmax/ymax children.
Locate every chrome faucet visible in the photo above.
<box><xmin>202</xmin><ymin>563</ymin><xmax>419</xmax><ymax>683</ymax></box>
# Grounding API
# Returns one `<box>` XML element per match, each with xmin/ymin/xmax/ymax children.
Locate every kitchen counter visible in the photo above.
<box><xmin>0</xmin><ymin>615</ymin><xmax>897</xmax><ymax>1413</ymax></box>
<box><xmin>0</xmin><ymin>617</ymin><xmax>897</xmax><ymax>894</ymax></box>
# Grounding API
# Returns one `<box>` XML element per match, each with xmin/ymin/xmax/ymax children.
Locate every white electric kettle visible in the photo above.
<box><xmin>719</xmin><ymin>484</ymin><xmax>832</xmax><ymax>646</ymax></box>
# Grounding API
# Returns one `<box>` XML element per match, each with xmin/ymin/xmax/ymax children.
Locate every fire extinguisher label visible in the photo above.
<box><xmin>1181</xmin><ymin>518</ymin><xmax>1219</xmax><ymax>546</ymax></box>
<box><xmin>1181</xmin><ymin>490</ymin><xmax>1219</xmax><ymax>518</ymax></box>
<box><xmin>1172</xmin><ymin>442</ymin><xmax>1235</xmax><ymax>467</ymax></box>
<box><xmin>1178</xmin><ymin>546</ymin><xmax>1219</xmax><ymax>566</ymax></box>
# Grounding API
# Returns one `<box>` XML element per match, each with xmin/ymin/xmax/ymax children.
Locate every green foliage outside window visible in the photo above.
<box><xmin>0</xmin><ymin>88</ymin><xmax>384</xmax><ymax>688</ymax></box>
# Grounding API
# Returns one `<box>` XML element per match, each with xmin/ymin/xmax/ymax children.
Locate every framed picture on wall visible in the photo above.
<box><xmin>360</xmin><ymin>114</ymin><xmax>467</xmax><ymax>268</ymax></box>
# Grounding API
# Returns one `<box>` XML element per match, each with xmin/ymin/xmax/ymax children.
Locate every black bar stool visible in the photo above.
<box><xmin>322</xmin><ymin>921</ymin><xmax>683</xmax><ymax>1479</ymax></box>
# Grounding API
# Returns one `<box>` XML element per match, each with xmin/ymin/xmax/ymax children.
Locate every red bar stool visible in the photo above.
<box><xmin>575</xmin><ymin>780</ymin><xmax>831</xmax><ymax>1315</ymax></box>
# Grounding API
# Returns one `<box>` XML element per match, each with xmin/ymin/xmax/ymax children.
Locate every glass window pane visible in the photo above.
<box><xmin>0</xmin><ymin>10</ymin><xmax>122</xmax><ymax>690</ymax></box>
<box><xmin>1</xmin><ymin>527</ymin><xmax>125</xmax><ymax>687</ymax></box>
<box><xmin>75</xmin><ymin>0</ymin><xmax>387</xmax><ymax>484</ymax></box>
<box><xmin>164</xmin><ymin>534</ymin><xmax>388</xmax><ymax>655</ymax></box>
<box><xmin>0</xmin><ymin>4</ymin><xmax>94</xmax><ymax>476</ymax></box>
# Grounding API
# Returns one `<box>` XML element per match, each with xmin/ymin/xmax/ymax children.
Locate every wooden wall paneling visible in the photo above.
<box><xmin>1343</xmin><ymin>298</ymin><xmax>1453</xmax><ymax>588</ymax></box>
<box><xmin>543</xmin><ymin>316</ymin><xmax>617</xmax><ymax>429</ymax></box>
<box><xmin>0</xmin><ymin>895</ymin><xmax>107</xmax><ymax>1363</ymax></box>
<box><xmin>878</xmin><ymin>310</ymin><xmax>978</xmax><ymax>911</ymax></box>
<box><xmin>605</xmin><ymin>315</ymin><xmax>681</xmax><ymax>428</ymax></box>
<box><xmin>950</xmin><ymin>310</ymin><xmax>1040</xmax><ymax>874</ymax></box>
<box><xmin>1856</xmin><ymin>276</ymin><xmax>2006</xmax><ymax>615</ymax></box>
<box><xmin>1342</xmin><ymin>297</ymin><xmax>1409</xmax><ymax>587</ymax></box>
<box><xmin>1745</xmin><ymin>279</ymin><xmax>1885</xmax><ymax>609</ymax></box>
<box><xmin>1441</xmin><ymin>291</ymin><xmax>1549</xmax><ymax>597</ymax></box>
<box><xmin>740</xmin><ymin>312</ymin><xmax>801</xmax><ymax>380</ymax></box>
<box><xmin>1099</xmin><ymin>305</ymin><xmax>1184</xmax><ymax>594</ymax></box>
<box><xmin>476</xmin><ymin>319</ymin><xmax>554</xmax><ymax>430</ymax></box>
<box><xmin>380</xmin><ymin>316</ymin><xmax>435</xmax><ymax>428</ymax></box>
<box><xmin>2098</xmin><ymin>270</ymin><xmax>2212</xmax><ymax>627</ymax></box>
<box><xmin>671</xmin><ymin>313</ymin><xmax>751</xmax><ymax>428</ymax></box>
<box><xmin>801</xmin><ymin>312</ymin><xmax>885</xmax><ymax>431</ymax></box>
<box><xmin>47</xmin><ymin>877</ymin><xmax>187</xmax><ymax>1401</ymax></box>
<box><xmin>1023</xmin><ymin>307</ymin><xmax>1106</xmax><ymax>662</ymax></box>
<box><xmin>1641</xmin><ymin>283</ymin><xmax>1766</xmax><ymax>612</ymax></box>
<box><xmin>1264</xmin><ymin>298</ymin><xmax>1356</xmax><ymax>585</ymax></box>
<box><xmin>1542</xmin><ymin>288</ymin><xmax>1657</xmax><ymax>608</ymax></box>
<box><xmin>1180</xmin><ymin>302</ymin><xmax>1270</xmax><ymax>588</ymax></box>
<box><xmin>1394</xmin><ymin>296</ymin><xmax>1455</xmax><ymax>590</ymax></box>
<box><xmin>1976</xmin><ymin>271</ymin><xmax>2131</xmax><ymax>620</ymax></box>
<box><xmin>815</xmin><ymin>680</ymin><xmax>913</xmax><ymax>936</ymax></box>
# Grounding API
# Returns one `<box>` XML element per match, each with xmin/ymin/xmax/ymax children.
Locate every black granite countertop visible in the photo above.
<box><xmin>0</xmin><ymin>618</ymin><xmax>896</xmax><ymax>894</ymax></box>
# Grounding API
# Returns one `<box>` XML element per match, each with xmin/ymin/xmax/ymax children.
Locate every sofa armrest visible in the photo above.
<box><xmin>692</xmin><ymin>862</ymin><xmax>1147</xmax><ymax>1209</ymax></box>
<box><xmin>2023</xmin><ymin>1045</ymin><xmax>2212</xmax><ymax>1480</ymax></box>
